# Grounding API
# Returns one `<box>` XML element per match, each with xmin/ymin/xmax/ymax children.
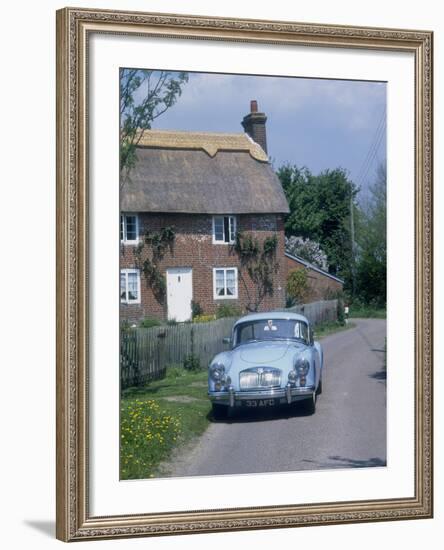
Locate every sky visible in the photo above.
<box><xmin>135</xmin><ymin>70</ymin><xmax>386</xmax><ymax>200</ymax></box>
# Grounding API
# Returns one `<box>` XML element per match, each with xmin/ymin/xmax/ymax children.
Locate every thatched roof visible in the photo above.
<box><xmin>121</xmin><ymin>130</ymin><xmax>289</xmax><ymax>214</ymax></box>
<box><xmin>136</xmin><ymin>129</ymin><xmax>269</xmax><ymax>162</ymax></box>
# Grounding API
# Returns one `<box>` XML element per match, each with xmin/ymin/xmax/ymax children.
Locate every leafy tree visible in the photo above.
<box><xmin>277</xmin><ymin>165</ymin><xmax>358</xmax><ymax>280</ymax></box>
<box><xmin>120</xmin><ymin>69</ymin><xmax>189</xmax><ymax>177</ymax></box>
<box><xmin>354</xmin><ymin>163</ymin><xmax>386</xmax><ymax>306</ymax></box>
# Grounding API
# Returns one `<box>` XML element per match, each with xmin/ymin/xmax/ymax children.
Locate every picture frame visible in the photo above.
<box><xmin>56</xmin><ymin>6</ymin><xmax>433</xmax><ymax>542</ymax></box>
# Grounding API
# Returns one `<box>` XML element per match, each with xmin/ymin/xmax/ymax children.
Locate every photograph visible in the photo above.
<box><xmin>118</xmin><ymin>69</ymin><xmax>387</xmax><ymax>481</ymax></box>
<box><xmin>54</xmin><ymin>5</ymin><xmax>433</xmax><ymax>541</ymax></box>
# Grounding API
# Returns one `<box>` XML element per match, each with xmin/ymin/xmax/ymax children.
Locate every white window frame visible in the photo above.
<box><xmin>212</xmin><ymin>215</ymin><xmax>237</xmax><ymax>244</ymax></box>
<box><xmin>120</xmin><ymin>268</ymin><xmax>141</xmax><ymax>304</ymax></box>
<box><xmin>120</xmin><ymin>213</ymin><xmax>139</xmax><ymax>244</ymax></box>
<box><xmin>213</xmin><ymin>267</ymin><xmax>238</xmax><ymax>300</ymax></box>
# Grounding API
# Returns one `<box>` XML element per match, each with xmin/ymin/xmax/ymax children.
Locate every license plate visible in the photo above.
<box><xmin>244</xmin><ymin>399</ymin><xmax>276</xmax><ymax>408</ymax></box>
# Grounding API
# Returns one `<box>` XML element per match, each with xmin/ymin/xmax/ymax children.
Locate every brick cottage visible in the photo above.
<box><xmin>120</xmin><ymin>101</ymin><xmax>290</xmax><ymax>323</ymax></box>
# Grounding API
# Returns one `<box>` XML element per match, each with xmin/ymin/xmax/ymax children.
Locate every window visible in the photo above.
<box><xmin>120</xmin><ymin>269</ymin><xmax>141</xmax><ymax>304</ymax></box>
<box><xmin>212</xmin><ymin>215</ymin><xmax>236</xmax><ymax>244</ymax></box>
<box><xmin>234</xmin><ymin>319</ymin><xmax>309</xmax><ymax>347</ymax></box>
<box><xmin>213</xmin><ymin>267</ymin><xmax>238</xmax><ymax>299</ymax></box>
<box><xmin>120</xmin><ymin>214</ymin><xmax>139</xmax><ymax>244</ymax></box>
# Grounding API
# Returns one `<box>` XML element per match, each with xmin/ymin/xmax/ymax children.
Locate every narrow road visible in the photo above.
<box><xmin>166</xmin><ymin>318</ymin><xmax>386</xmax><ymax>477</ymax></box>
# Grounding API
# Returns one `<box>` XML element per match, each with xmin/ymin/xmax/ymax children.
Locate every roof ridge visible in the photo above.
<box><xmin>285</xmin><ymin>252</ymin><xmax>345</xmax><ymax>284</ymax></box>
<box><xmin>142</xmin><ymin>128</ymin><xmax>246</xmax><ymax>137</ymax></box>
<box><xmin>135</xmin><ymin>128</ymin><xmax>268</xmax><ymax>162</ymax></box>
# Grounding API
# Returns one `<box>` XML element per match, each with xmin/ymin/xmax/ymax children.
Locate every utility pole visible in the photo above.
<box><xmin>350</xmin><ymin>187</ymin><xmax>356</xmax><ymax>298</ymax></box>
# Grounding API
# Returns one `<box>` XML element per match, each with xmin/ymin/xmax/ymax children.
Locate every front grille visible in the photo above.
<box><xmin>239</xmin><ymin>368</ymin><xmax>281</xmax><ymax>390</ymax></box>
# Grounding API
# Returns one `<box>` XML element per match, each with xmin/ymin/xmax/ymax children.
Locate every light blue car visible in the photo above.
<box><xmin>208</xmin><ymin>312</ymin><xmax>323</xmax><ymax>418</ymax></box>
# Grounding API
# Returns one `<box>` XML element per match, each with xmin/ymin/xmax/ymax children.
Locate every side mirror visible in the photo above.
<box><xmin>222</xmin><ymin>337</ymin><xmax>231</xmax><ymax>345</ymax></box>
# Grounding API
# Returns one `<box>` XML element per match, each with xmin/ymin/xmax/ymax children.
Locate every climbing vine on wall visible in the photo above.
<box><xmin>233</xmin><ymin>232</ymin><xmax>279</xmax><ymax>312</ymax></box>
<box><xmin>132</xmin><ymin>226</ymin><xmax>175</xmax><ymax>304</ymax></box>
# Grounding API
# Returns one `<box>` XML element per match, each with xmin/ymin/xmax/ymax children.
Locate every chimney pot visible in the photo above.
<box><xmin>241</xmin><ymin>100</ymin><xmax>268</xmax><ymax>154</ymax></box>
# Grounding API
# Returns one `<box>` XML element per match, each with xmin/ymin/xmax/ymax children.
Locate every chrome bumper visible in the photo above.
<box><xmin>208</xmin><ymin>384</ymin><xmax>315</xmax><ymax>407</ymax></box>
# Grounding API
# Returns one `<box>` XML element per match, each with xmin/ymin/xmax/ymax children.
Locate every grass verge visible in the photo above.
<box><xmin>314</xmin><ymin>319</ymin><xmax>355</xmax><ymax>339</ymax></box>
<box><xmin>349</xmin><ymin>306</ymin><xmax>386</xmax><ymax>319</ymax></box>
<box><xmin>120</xmin><ymin>369</ymin><xmax>210</xmax><ymax>479</ymax></box>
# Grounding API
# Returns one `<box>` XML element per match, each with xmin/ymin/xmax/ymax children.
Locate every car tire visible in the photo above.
<box><xmin>212</xmin><ymin>403</ymin><xmax>228</xmax><ymax>420</ymax></box>
<box><xmin>304</xmin><ymin>392</ymin><xmax>317</xmax><ymax>415</ymax></box>
<box><xmin>317</xmin><ymin>376</ymin><xmax>323</xmax><ymax>395</ymax></box>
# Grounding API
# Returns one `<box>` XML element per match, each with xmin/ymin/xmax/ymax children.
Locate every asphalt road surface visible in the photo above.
<box><xmin>166</xmin><ymin>318</ymin><xmax>386</xmax><ymax>477</ymax></box>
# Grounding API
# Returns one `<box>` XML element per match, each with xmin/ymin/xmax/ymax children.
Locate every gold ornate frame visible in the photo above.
<box><xmin>56</xmin><ymin>7</ymin><xmax>433</xmax><ymax>542</ymax></box>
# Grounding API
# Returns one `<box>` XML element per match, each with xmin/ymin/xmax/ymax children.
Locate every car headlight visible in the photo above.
<box><xmin>295</xmin><ymin>358</ymin><xmax>310</xmax><ymax>376</ymax></box>
<box><xmin>210</xmin><ymin>363</ymin><xmax>225</xmax><ymax>382</ymax></box>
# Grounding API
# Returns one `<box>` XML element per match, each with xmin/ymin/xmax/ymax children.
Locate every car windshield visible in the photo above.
<box><xmin>234</xmin><ymin>319</ymin><xmax>309</xmax><ymax>346</ymax></box>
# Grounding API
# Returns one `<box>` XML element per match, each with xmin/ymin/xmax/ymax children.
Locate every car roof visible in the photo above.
<box><xmin>233</xmin><ymin>311</ymin><xmax>309</xmax><ymax>326</ymax></box>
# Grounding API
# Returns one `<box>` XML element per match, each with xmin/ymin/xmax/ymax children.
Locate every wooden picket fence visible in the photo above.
<box><xmin>286</xmin><ymin>299</ymin><xmax>338</xmax><ymax>325</ymax></box>
<box><xmin>120</xmin><ymin>300</ymin><xmax>338</xmax><ymax>389</ymax></box>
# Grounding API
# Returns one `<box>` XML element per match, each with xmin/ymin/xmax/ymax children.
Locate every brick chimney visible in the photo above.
<box><xmin>241</xmin><ymin>100</ymin><xmax>268</xmax><ymax>154</ymax></box>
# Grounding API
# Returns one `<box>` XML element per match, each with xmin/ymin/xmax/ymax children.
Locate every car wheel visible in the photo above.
<box><xmin>212</xmin><ymin>403</ymin><xmax>228</xmax><ymax>420</ymax></box>
<box><xmin>304</xmin><ymin>392</ymin><xmax>317</xmax><ymax>415</ymax></box>
<box><xmin>317</xmin><ymin>376</ymin><xmax>323</xmax><ymax>395</ymax></box>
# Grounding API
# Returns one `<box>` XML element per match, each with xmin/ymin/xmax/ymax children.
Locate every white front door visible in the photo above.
<box><xmin>166</xmin><ymin>268</ymin><xmax>193</xmax><ymax>322</ymax></box>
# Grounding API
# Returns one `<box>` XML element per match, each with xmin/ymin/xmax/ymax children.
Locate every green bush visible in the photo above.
<box><xmin>191</xmin><ymin>301</ymin><xmax>203</xmax><ymax>319</ymax></box>
<box><xmin>183</xmin><ymin>354</ymin><xmax>201</xmax><ymax>371</ymax></box>
<box><xmin>216</xmin><ymin>303</ymin><xmax>242</xmax><ymax>319</ymax></box>
<box><xmin>165</xmin><ymin>365</ymin><xmax>186</xmax><ymax>379</ymax></box>
<box><xmin>337</xmin><ymin>297</ymin><xmax>345</xmax><ymax>326</ymax></box>
<box><xmin>193</xmin><ymin>314</ymin><xmax>216</xmax><ymax>323</ymax></box>
<box><xmin>139</xmin><ymin>318</ymin><xmax>162</xmax><ymax>328</ymax></box>
<box><xmin>286</xmin><ymin>268</ymin><xmax>309</xmax><ymax>304</ymax></box>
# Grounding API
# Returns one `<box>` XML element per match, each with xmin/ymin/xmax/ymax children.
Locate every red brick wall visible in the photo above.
<box><xmin>285</xmin><ymin>255</ymin><xmax>343</xmax><ymax>302</ymax></box>
<box><xmin>120</xmin><ymin>213</ymin><xmax>287</xmax><ymax>322</ymax></box>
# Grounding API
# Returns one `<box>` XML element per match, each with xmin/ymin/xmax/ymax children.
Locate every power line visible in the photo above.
<box><xmin>358</xmin><ymin>119</ymin><xmax>386</xmax><ymax>189</ymax></box>
<box><xmin>357</xmin><ymin>107</ymin><xmax>385</xmax><ymax>177</ymax></box>
<box><xmin>355</xmin><ymin>107</ymin><xmax>386</xmax><ymax>190</ymax></box>
<box><xmin>355</xmin><ymin>109</ymin><xmax>385</xmax><ymax>188</ymax></box>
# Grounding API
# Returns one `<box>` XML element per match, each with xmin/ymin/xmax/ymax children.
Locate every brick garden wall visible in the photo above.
<box><xmin>120</xmin><ymin>213</ymin><xmax>287</xmax><ymax>323</ymax></box>
<box><xmin>285</xmin><ymin>255</ymin><xmax>343</xmax><ymax>302</ymax></box>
